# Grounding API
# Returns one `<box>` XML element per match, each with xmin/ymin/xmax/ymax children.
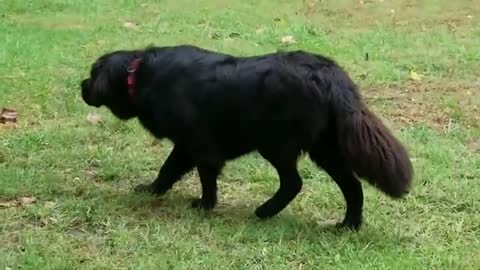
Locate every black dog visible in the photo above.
<box><xmin>81</xmin><ymin>45</ymin><xmax>413</xmax><ymax>230</ymax></box>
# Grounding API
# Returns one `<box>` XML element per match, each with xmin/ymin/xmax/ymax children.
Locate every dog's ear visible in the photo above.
<box><xmin>90</xmin><ymin>69</ymin><xmax>111</xmax><ymax>103</ymax></box>
<box><xmin>89</xmin><ymin>54</ymin><xmax>125</xmax><ymax>104</ymax></box>
<box><xmin>92</xmin><ymin>70</ymin><xmax>110</xmax><ymax>96</ymax></box>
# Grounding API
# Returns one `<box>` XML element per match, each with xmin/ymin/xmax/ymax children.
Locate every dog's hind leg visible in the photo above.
<box><xmin>134</xmin><ymin>145</ymin><xmax>194</xmax><ymax>195</ymax></box>
<box><xmin>255</xmin><ymin>147</ymin><xmax>303</xmax><ymax>219</ymax></box>
<box><xmin>309</xmin><ymin>147</ymin><xmax>364</xmax><ymax>230</ymax></box>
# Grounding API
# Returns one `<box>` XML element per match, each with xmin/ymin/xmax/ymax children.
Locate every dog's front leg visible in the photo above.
<box><xmin>134</xmin><ymin>145</ymin><xmax>194</xmax><ymax>195</ymax></box>
<box><xmin>190</xmin><ymin>160</ymin><xmax>224</xmax><ymax>210</ymax></box>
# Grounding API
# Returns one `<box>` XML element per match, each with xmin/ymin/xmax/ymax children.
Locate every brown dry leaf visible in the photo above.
<box><xmin>86</xmin><ymin>113</ymin><xmax>103</xmax><ymax>125</ymax></box>
<box><xmin>0</xmin><ymin>108</ymin><xmax>17</xmax><ymax>124</ymax></box>
<box><xmin>281</xmin><ymin>35</ymin><xmax>295</xmax><ymax>45</ymax></box>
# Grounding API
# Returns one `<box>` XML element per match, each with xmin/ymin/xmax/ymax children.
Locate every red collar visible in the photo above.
<box><xmin>126</xmin><ymin>58</ymin><xmax>141</xmax><ymax>102</ymax></box>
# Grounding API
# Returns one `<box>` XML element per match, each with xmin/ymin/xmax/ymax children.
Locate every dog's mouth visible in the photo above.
<box><xmin>81</xmin><ymin>78</ymin><xmax>102</xmax><ymax>107</ymax></box>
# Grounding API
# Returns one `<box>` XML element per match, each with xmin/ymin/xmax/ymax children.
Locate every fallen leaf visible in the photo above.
<box><xmin>86</xmin><ymin>113</ymin><xmax>102</xmax><ymax>125</ymax></box>
<box><xmin>281</xmin><ymin>35</ymin><xmax>295</xmax><ymax>45</ymax></box>
<box><xmin>408</xmin><ymin>70</ymin><xmax>423</xmax><ymax>81</ymax></box>
<box><xmin>0</xmin><ymin>108</ymin><xmax>17</xmax><ymax>124</ymax></box>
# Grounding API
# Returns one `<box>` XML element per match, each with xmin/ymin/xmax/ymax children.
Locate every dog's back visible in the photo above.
<box><xmin>140</xmin><ymin>47</ymin><xmax>335</xmax><ymax>157</ymax></box>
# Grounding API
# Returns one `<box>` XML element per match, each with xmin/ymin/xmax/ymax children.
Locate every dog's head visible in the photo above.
<box><xmin>81</xmin><ymin>50</ymin><xmax>140</xmax><ymax>120</ymax></box>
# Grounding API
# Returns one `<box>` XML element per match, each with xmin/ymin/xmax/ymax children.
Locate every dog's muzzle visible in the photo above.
<box><xmin>81</xmin><ymin>79</ymin><xmax>100</xmax><ymax>107</ymax></box>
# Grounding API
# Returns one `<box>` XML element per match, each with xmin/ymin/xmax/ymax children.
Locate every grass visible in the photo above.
<box><xmin>1</xmin><ymin>0</ymin><xmax>479</xmax><ymax>269</ymax></box>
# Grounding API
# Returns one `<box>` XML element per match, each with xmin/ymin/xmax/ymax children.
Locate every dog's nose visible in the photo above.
<box><xmin>81</xmin><ymin>79</ymin><xmax>91</xmax><ymax>103</ymax></box>
<box><xmin>80</xmin><ymin>78</ymin><xmax>102</xmax><ymax>107</ymax></box>
<box><xmin>81</xmin><ymin>79</ymin><xmax>89</xmax><ymax>90</ymax></box>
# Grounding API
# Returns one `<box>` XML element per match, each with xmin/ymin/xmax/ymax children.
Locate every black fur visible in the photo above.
<box><xmin>81</xmin><ymin>45</ymin><xmax>413</xmax><ymax>230</ymax></box>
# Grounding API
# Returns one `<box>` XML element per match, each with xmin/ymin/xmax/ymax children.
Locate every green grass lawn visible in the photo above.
<box><xmin>1</xmin><ymin>0</ymin><xmax>479</xmax><ymax>269</ymax></box>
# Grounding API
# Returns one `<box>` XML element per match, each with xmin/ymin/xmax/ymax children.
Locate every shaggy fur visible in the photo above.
<box><xmin>81</xmin><ymin>45</ymin><xmax>413</xmax><ymax>230</ymax></box>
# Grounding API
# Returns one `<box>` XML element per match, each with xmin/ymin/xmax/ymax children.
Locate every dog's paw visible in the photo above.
<box><xmin>190</xmin><ymin>198</ymin><xmax>216</xmax><ymax>210</ymax></box>
<box><xmin>254</xmin><ymin>203</ymin><xmax>278</xmax><ymax>219</ymax></box>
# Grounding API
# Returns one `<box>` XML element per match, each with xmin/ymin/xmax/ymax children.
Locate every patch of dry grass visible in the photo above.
<box><xmin>366</xmin><ymin>80</ymin><xmax>480</xmax><ymax>130</ymax></box>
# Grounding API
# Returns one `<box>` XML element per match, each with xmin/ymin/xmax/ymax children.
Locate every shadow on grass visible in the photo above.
<box><xmin>84</xmin><ymin>184</ymin><xmax>401</xmax><ymax>246</ymax></box>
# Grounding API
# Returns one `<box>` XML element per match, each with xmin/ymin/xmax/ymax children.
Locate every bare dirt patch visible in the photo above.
<box><xmin>0</xmin><ymin>196</ymin><xmax>37</xmax><ymax>208</ymax></box>
<box><xmin>364</xmin><ymin>80</ymin><xmax>480</xmax><ymax>130</ymax></box>
<box><xmin>299</xmin><ymin>0</ymin><xmax>480</xmax><ymax>32</ymax></box>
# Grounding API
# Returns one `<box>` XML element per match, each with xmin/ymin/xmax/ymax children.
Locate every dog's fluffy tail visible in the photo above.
<box><xmin>326</xmin><ymin>67</ymin><xmax>413</xmax><ymax>198</ymax></box>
